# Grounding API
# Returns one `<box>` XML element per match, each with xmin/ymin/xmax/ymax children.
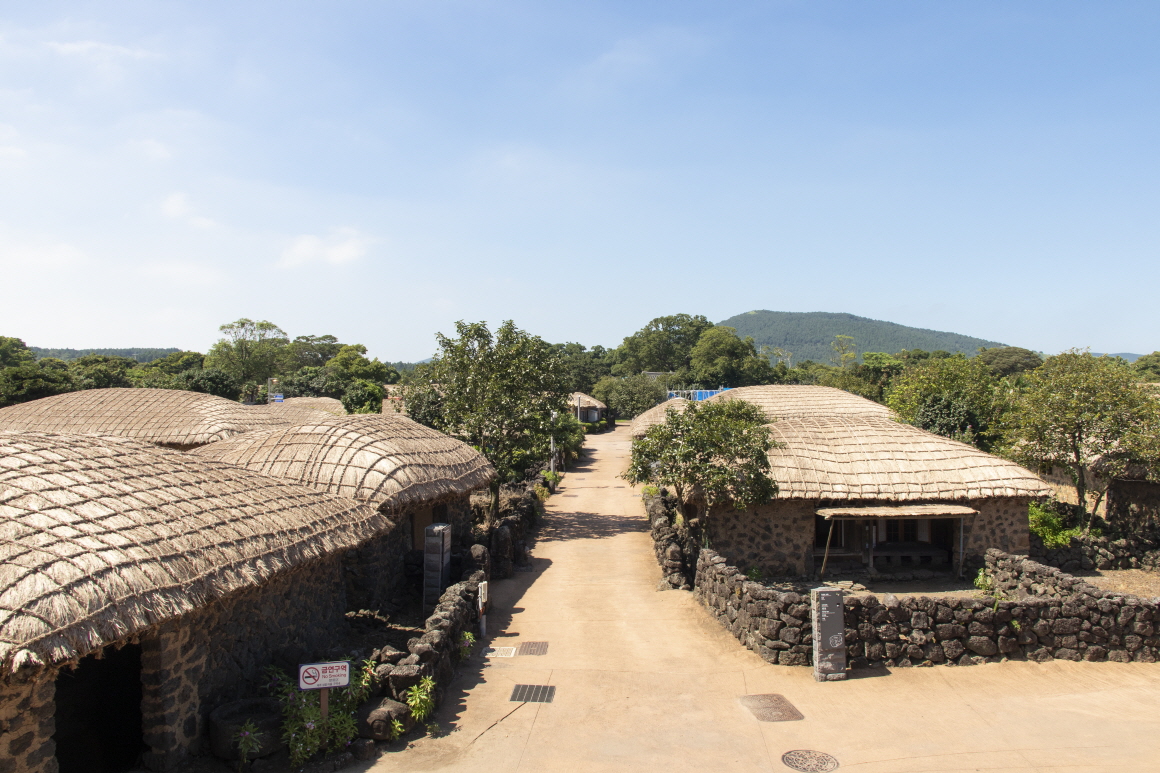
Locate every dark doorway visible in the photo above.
<box><xmin>54</xmin><ymin>644</ymin><xmax>146</xmax><ymax>773</ymax></box>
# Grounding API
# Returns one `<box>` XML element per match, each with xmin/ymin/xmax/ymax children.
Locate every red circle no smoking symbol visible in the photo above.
<box><xmin>302</xmin><ymin>667</ymin><xmax>320</xmax><ymax>686</ymax></box>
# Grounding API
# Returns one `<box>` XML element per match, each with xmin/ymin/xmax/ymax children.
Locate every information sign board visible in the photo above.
<box><xmin>298</xmin><ymin>661</ymin><xmax>350</xmax><ymax>691</ymax></box>
<box><xmin>810</xmin><ymin>588</ymin><xmax>847</xmax><ymax>682</ymax></box>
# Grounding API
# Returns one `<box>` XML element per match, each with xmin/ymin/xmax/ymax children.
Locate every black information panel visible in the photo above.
<box><xmin>810</xmin><ymin>587</ymin><xmax>847</xmax><ymax>681</ymax></box>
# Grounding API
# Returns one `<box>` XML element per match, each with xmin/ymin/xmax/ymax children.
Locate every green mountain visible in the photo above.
<box><xmin>30</xmin><ymin>347</ymin><xmax>181</xmax><ymax>363</ymax></box>
<box><xmin>718</xmin><ymin>311</ymin><xmax>1007</xmax><ymax>365</ymax></box>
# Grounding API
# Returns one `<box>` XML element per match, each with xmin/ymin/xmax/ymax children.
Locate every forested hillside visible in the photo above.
<box><xmin>719</xmin><ymin>310</ymin><xmax>1007</xmax><ymax>363</ymax></box>
<box><xmin>30</xmin><ymin>347</ymin><xmax>180</xmax><ymax>363</ymax></box>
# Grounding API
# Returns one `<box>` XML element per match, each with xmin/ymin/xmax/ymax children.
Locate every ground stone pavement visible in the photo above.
<box><xmin>369</xmin><ymin>425</ymin><xmax>1160</xmax><ymax>773</ymax></box>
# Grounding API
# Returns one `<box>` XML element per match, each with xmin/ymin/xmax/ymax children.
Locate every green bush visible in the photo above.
<box><xmin>341</xmin><ymin>379</ymin><xmax>385</xmax><ymax>414</ymax></box>
<box><xmin>1028</xmin><ymin>501</ymin><xmax>1097</xmax><ymax>548</ymax></box>
<box><xmin>264</xmin><ymin>660</ymin><xmax>376</xmax><ymax>767</ymax></box>
<box><xmin>641</xmin><ymin>484</ymin><xmax>660</xmax><ymax>499</ymax></box>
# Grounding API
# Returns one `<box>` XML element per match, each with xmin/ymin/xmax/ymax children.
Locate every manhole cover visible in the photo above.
<box><xmin>517</xmin><ymin>641</ymin><xmax>549</xmax><ymax>656</ymax></box>
<box><xmin>483</xmin><ymin>647</ymin><xmax>516</xmax><ymax>658</ymax></box>
<box><xmin>561</xmin><ymin>494</ymin><xmax>578</xmax><ymax>498</ymax></box>
<box><xmin>781</xmin><ymin>750</ymin><xmax>839</xmax><ymax>772</ymax></box>
<box><xmin>510</xmin><ymin>684</ymin><xmax>555</xmax><ymax>703</ymax></box>
<box><xmin>739</xmin><ymin>694</ymin><xmax>803</xmax><ymax>722</ymax></box>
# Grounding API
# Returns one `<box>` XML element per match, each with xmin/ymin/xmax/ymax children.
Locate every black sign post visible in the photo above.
<box><xmin>810</xmin><ymin>588</ymin><xmax>847</xmax><ymax>682</ymax></box>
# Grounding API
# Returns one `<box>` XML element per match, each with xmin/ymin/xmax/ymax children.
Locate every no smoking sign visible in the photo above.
<box><xmin>298</xmin><ymin>661</ymin><xmax>351</xmax><ymax>690</ymax></box>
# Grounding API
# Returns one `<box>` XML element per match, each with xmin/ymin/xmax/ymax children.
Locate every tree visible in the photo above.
<box><xmin>175</xmin><ymin>368</ymin><xmax>240</xmax><ymax>399</ymax></box>
<box><xmin>623</xmin><ymin>399</ymin><xmax>777</xmax><ymax>518</ymax></box>
<box><xmin>887</xmin><ymin>355</ymin><xmax>999</xmax><ymax>449</ymax></box>
<box><xmin>68</xmin><ymin>355</ymin><xmax>136</xmax><ymax>390</ymax></box>
<box><xmin>341</xmin><ymin>379</ymin><xmax>384</xmax><ymax>414</ymax></box>
<box><xmin>553</xmin><ymin>342</ymin><xmax>614</xmax><ymax>394</ymax></box>
<box><xmin>613</xmin><ymin>314</ymin><xmax>714</xmax><ymax>377</ymax></box>
<box><xmin>977</xmin><ymin>347</ymin><xmax>1043</xmax><ymax>377</ymax></box>
<box><xmin>142</xmin><ymin>351</ymin><xmax>206</xmax><ymax>375</ymax></box>
<box><xmin>688</xmin><ymin>326</ymin><xmax>775</xmax><ymax>387</ymax></box>
<box><xmin>591</xmin><ymin>374</ymin><xmax>668</xmax><ymax>419</ymax></box>
<box><xmin>0</xmin><ymin>337</ymin><xmax>35</xmax><ymax>368</ymax></box>
<box><xmin>327</xmin><ymin>345</ymin><xmax>395</xmax><ymax>384</ymax></box>
<box><xmin>0</xmin><ymin>364</ymin><xmax>76</xmax><ymax>407</ymax></box>
<box><xmin>283</xmin><ymin>335</ymin><xmax>343</xmax><ymax>370</ymax></box>
<box><xmin>1002</xmin><ymin>350</ymin><xmax>1160</xmax><ymax>527</ymax></box>
<box><xmin>205</xmin><ymin>319</ymin><xmax>288</xmax><ymax>387</ymax></box>
<box><xmin>403</xmin><ymin>320</ymin><xmax>571</xmax><ymax>510</ymax></box>
<box><xmin>830</xmin><ymin>335</ymin><xmax>857</xmax><ymax>369</ymax></box>
<box><xmin>1133</xmin><ymin>351</ymin><xmax>1160</xmax><ymax>382</ymax></box>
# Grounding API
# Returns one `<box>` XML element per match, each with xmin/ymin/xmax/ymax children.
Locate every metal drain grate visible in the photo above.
<box><xmin>781</xmin><ymin>750</ymin><xmax>839</xmax><ymax>772</ymax></box>
<box><xmin>510</xmin><ymin>684</ymin><xmax>555</xmax><ymax>703</ymax></box>
<box><xmin>516</xmin><ymin>641</ymin><xmax>549</xmax><ymax>656</ymax></box>
<box><xmin>739</xmin><ymin>694</ymin><xmax>803</xmax><ymax>722</ymax></box>
<box><xmin>483</xmin><ymin>647</ymin><xmax>516</xmax><ymax>658</ymax></box>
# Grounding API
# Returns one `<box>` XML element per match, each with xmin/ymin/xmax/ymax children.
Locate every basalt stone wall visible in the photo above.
<box><xmin>645</xmin><ymin>491</ymin><xmax>695</xmax><ymax>590</ymax></box>
<box><xmin>1027</xmin><ymin>531</ymin><xmax>1160</xmax><ymax>573</ymax></box>
<box><xmin>1107</xmin><ymin>479</ymin><xmax>1160</xmax><ymax>538</ymax></box>
<box><xmin>695</xmin><ymin>547</ymin><xmax>1160</xmax><ymax>669</ymax></box>
<box><xmin>706</xmin><ymin>501</ymin><xmax>815</xmax><ymax>577</ymax></box>
<box><xmin>965</xmin><ymin>498</ymin><xmax>1032</xmax><ymax>558</ymax></box>
<box><xmin>344</xmin><ymin>516</ymin><xmax>409</xmax><ymax>612</ymax></box>
<box><xmin>377</xmin><ymin>565</ymin><xmax>485</xmax><ymax>707</ymax></box>
<box><xmin>0</xmin><ymin>675</ymin><xmax>55</xmax><ymax>773</ymax></box>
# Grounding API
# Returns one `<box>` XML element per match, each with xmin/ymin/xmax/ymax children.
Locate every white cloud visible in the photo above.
<box><xmin>0</xmin><ymin>230</ymin><xmax>86</xmax><ymax>272</ymax></box>
<box><xmin>138</xmin><ymin>139</ymin><xmax>171</xmax><ymax>161</ymax></box>
<box><xmin>45</xmin><ymin>40</ymin><xmax>155</xmax><ymax>60</ymax></box>
<box><xmin>280</xmin><ymin>228</ymin><xmax>372</xmax><ymax>267</ymax></box>
<box><xmin>161</xmin><ymin>193</ymin><xmax>215</xmax><ymax>229</ymax></box>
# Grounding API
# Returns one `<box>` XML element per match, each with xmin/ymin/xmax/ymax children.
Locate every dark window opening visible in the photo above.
<box><xmin>432</xmin><ymin>502</ymin><xmax>448</xmax><ymax>522</ymax></box>
<box><xmin>931</xmin><ymin>518</ymin><xmax>955</xmax><ymax>549</ymax></box>
<box><xmin>885</xmin><ymin>520</ymin><xmax>900</xmax><ymax>542</ymax></box>
<box><xmin>54</xmin><ymin>644</ymin><xmax>146</xmax><ymax>773</ymax></box>
<box><xmin>814</xmin><ymin>517</ymin><xmax>844</xmax><ymax>549</ymax></box>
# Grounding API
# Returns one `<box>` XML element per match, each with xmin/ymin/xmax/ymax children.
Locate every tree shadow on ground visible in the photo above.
<box><xmin>536</xmin><ymin>510</ymin><xmax>645</xmax><ymax>542</ymax></box>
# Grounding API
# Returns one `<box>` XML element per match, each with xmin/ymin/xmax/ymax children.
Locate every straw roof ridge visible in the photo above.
<box><xmin>0</xmin><ymin>431</ymin><xmax>387</xmax><ymax>677</ymax></box>
<box><xmin>705</xmin><ymin>384</ymin><xmax>895</xmax><ymax>421</ymax></box>
<box><xmin>629</xmin><ymin>397</ymin><xmax>689</xmax><ymax>438</ymax></box>
<box><xmin>192</xmin><ymin>413</ymin><xmax>496</xmax><ymax>511</ymax></box>
<box><xmin>0</xmin><ymin>389</ymin><xmax>337</xmax><ymax>448</ymax></box>
<box><xmin>570</xmin><ymin>392</ymin><xmax>606</xmax><ymax>410</ymax></box>
<box><xmin>766</xmin><ymin>415</ymin><xmax>1053</xmax><ymax>501</ymax></box>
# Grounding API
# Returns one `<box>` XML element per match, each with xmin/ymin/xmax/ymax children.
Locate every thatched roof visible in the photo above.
<box><xmin>0</xmin><ymin>389</ymin><xmax>333</xmax><ymax>449</ymax></box>
<box><xmin>193</xmin><ymin>414</ymin><xmax>495</xmax><ymax>511</ymax></box>
<box><xmin>244</xmin><ymin>401</ymin><xmax>344</xmax><ymax>427</ymax></box>
<box><xmin>278</xmin><ymin>397</ymin><xmax>346</xmax><ymax>415</ymax></box>
<box><xmin>705</xmin><ymin>385</ymin><xmax>895</xmax><ymax>421</ymax></box>
<box><xmin>766</xmin><ymin>416</ymin><xmax>1052</xmax><ymax>501</ymax></box>
<box><xmin>0</xmin><ymin>431</ymin><xmax>386</xmax><ymax>677</ymax></box>
<box><xmin>629</xmin><ymin>398</ymin><xmax>689</xmax><ymax>438</ymax></box>
<box><xmin>571</xmin><ymin>392</ymin><xmax>606</xmax><ymax>410</ymax></box>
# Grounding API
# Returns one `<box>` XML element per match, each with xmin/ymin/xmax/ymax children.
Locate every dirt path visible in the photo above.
<box><xmin>369</xmin><ymin>425</ymin><xmax>1160</xmax><ymax>773</ymax></box>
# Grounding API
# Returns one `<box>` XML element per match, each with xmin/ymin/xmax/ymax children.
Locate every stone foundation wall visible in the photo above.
<box><xmin>0</xmin><ymin>675</ymin><xmax>55</xmax><ymax>773</ymax></box>
<box><xmin>694</xmin><ymin>547</ymin><xmax>1160</xmax><ymax>670</ymax></box>
<box><xmin>706</xmin><ymin>500</ymin><xmax>815</xmax><ymax>577</ymax></box>
<box><xmin>965</xmin><ymin>498</ymin><xmax>1032</xmax><ymax>558</ymax></box>
<box><xmin>646</xmin><ymin>492</ymin><xmax>695</xmax><ymax>590</ymax></box>
<box><xmin>345</xmin><ymin>516</ymin><xmax>409</xmax><ymax>611</ymax></box>
<box><xmin>1027</xmin><ymin>531</ymin><xmax>1160</xmax><ymax>572</ymax></box>
<box><xmin>1107</xmin><ymin>479</ymin><xmax>1160</xmax><ymax>537</ymax></box>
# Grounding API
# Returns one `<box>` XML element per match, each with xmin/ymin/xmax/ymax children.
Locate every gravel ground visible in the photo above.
<box><xmin>1077</xmin><ymin>568</ymin><xmax>1160</xmax><ymax>599</ymax></box>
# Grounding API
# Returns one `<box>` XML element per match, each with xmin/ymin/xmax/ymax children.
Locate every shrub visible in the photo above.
<box><xmin>1028</xmin><ymin>501</ymin><xmax>1097</xmax><ymax>548</ymax></box>
<box><xmin>405</xmin><ymin>676</ymin><xmax>436</xmax><ymax>723</ymax></box>
<box><xmin>533</xmin><ymin>484</ymin><xmax>550</xmax><ymax>501</ymax></box>
<box><xmin>341</xmin><ymin>379</ymin><xmax>385</xmax><ymax>414</ymax></box>
<box><xmin>264</xmin><ymin>660</ymin><xmax>376</xmax><ymax>767</ymax></box>
<box><xmin>640</xmin><ymin>484</ymin><xmax>660</xmax><ymax>499</ymax></box>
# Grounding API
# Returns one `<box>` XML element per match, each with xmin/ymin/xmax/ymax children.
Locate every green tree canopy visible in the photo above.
<box><xmin>591</xmin><ymin>374</ymin><xmax>668</xmax><ymax>419</ymax></box>
<box><xmin>205</xmin><ymin>319</ymin><xmax>289</xmax><ymax>386</ymax></box>
<box><xmin>886</xmin><ymin>355</ymin><xmax>999</xmax><ymax>449</ymax></box>
<box><xmin>0</xmin><ymin>337</ymin><xmax>35</xmax><ymax>369</ymax></box>
<box><xmin>175</xmin><ymin>368</ymin><xmax>240</xmax><ymax>399</ymax></box>
<box><xmin>0</xmin><ymin>364</ymin><xmax>76</xmax><ymax>407</ymax></box>
<box><xmin>140</xmin><ymin>350</ymin><xmax>205</xmax><ymax>375</ymax></box>
<box><xmin>341</xmin><ymin>379</ymin><xmax>385</xmax><ymax>414</ymax></box>
<box><xmin>688</xmin><ymin>326</ymin><xmax>775</xmax><ymax>387</ymax></box>
<box><xmin>283</xmin><ymin>335</ymin><xmax>343</xmax><ymax>371</ymax></box>
<box><xmin>1002</xmin><ymin>350</ymin><xmax>1160</xmax><ymax>524</ymax></box>
<box><xmin>623</xmin><ymin>399</ymin><xmax>777</xmax><ymax>516</ymax></box>
<box><xmin>1133</xmin><ymin>351</ymin><xmax>1160</xmax><ymax>382</ymax></box>
<box><xmin>403</xmin><ymin>320</ymin><xmax>571</xmax><ymax>493</ymax></box>
<box><xmin>977</xmin><ymin>346</ymin><xmax>1043</xmax><ymax>377</ymax></box>
<box><xmin>613</xmin><ymin>313</ymin><xmax>714</xmax><ymax>376</ymax></box>
<box><xmin>328</xmin><ymin>344</ymin><xmax>397</xmax><ymax>384</ymax></box>
<box><xmin>68</xmin><ymin>355</ymin><xmax>137</xmax><ymax>390</ymax></box>
<box><xmin>553</xmin><ymin>342</ymin><xmax>614</xmax><ymax>394</ymax></box>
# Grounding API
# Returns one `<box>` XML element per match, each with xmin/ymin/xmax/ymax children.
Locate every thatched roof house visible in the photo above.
<box><xmin>629</xmin><ymin>397</ymin><xmax>688</xmax><ymax>439</ymax></box>
<box><xmin>706</xmin><ymin>416</ymin><xmax>1052</xmax><ymax>578</ymax></box>
<box><xmin>704</xmin><ymin>384</ymin><xmax>895</xmax><ymax>421</ymax></box>
<box><xmin>571</xmin><ymin>392</ymin><xmax>606</xmax><ymax>423</ymax></box>
<box><xmin>267</xmin><ymin>395</ymin><xmax>345</xmax><ymax>415</ymax></box>
<box><xmin>0</xmin><ymin>431</ymin><xmax>385</xmax><ymax>772</ymax></box>
<box><xmin>0</xmin><ymin>388</ymin><xmax>336</xmax><ymax>450</ymax></box>
<box><xmin>193</xmin><ymin>414</ymin><xmax>495</xmax><ymax>608</ymax></box>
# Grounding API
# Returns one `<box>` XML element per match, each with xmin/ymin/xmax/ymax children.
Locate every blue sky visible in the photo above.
<box><xmin>2</xmin><ymin>1</ymin><xmax>1158</xmax><ymax>360</ymax></box>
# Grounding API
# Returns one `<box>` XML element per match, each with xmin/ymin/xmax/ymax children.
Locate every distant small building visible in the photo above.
<box><xmin>0</xmin><ymin>388</ymin><xmax>337</xmax><ymax>450</ymax></box>
<box><xmin>571</xmin><ymin>392</ymin><xmax>606</xmax><ymax>423</ymax></box>
<box><xmin>193</xmin><ymin>413</ymin><xmax>495</xmax><ymax>609</ymax></box>
<box><xmin>0</xmin><ymin>431</ymin><xmax>386</xmax><ymax>772</ymax></box>
<box><xmin>629</xmin><ymin>397</ymin><xmax>688</xmax><ymax>439</ymax></box>
<box><xmin>705</xmin><ymin>416</ymin><xmax>1052</xmax><ymax>578</ymax></box>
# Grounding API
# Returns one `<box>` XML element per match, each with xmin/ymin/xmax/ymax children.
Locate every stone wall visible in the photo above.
<box><xmin>646</xmin><ymin>491</ymin><xmax>695</xmax><ymax>590</ymax></box>
<box><xmin>344</xmin><ymin>516</ymin><xmax>409</xmax><ymax>612</ymax></box>
<box><xmin>1107</xmin><ymin>479</ymin><xmax>1160</xmax><ymax>537</ymax></box>
<box><xmin>706</xmin><ymin>500</ymin><xmax>815</xmax><ymax>577</ymax></box>
<box><xmin>1027</xmin><ymin>531</ymin><xmax>1160</xmax><ymax>573</ymax></box>
<box><xmin>964</xmin><ymin>498</ymin><xmax>1032</xmax><ymax>558</ymax></box>
<box><xmin>0</xmin><ymin>675</ymin><xmax>55</xmax><ymax>773</ymax></box>
<box><xmin>694</xmin><ymin>547</ymin><xmax>1160</xmax><ymax>670</ymax></box>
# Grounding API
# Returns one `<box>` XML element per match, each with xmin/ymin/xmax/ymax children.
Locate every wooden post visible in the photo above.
<box><xmin>819</xmin><ymin>517</ymin><xmax>836</xmax><ymax>580</ymax></box>
<box><xmin>320</xmin><ymin>687</ymin><xmax>329</xmax><ymax>727</ymax></box>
